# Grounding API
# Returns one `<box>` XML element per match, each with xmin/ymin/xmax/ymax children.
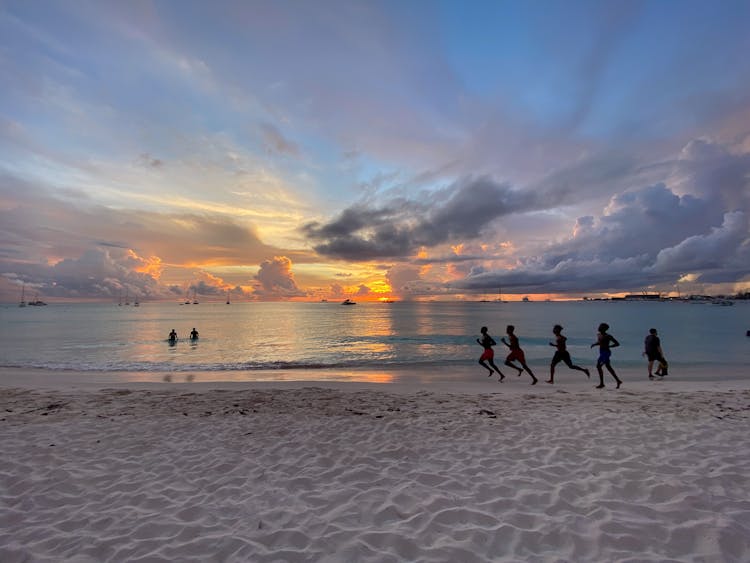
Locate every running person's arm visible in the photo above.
<box><xmin>609</xmin><ymin>335</ymin><xmax>620</xmax><ymax>348</ymax></box>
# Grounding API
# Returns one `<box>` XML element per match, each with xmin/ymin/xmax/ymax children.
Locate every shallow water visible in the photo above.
<box><xmin>1</xmin><ymin>300</ymin><xmax>748</xmax><ymax>378</ymax></box>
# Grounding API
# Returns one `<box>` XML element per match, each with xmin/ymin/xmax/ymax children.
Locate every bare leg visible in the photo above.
<box><xmin>506</xmin><ymin>360</ymin><xmax>523</xmax><ymax>377</ymax></box>
<box><xmin>648</xmin><ymin>359</ymin><xmax>654</xmax><ymax>379</ymax></box>
<box><xmin>521</xmin><ymin>361</ymin><xmax>538</xmax><ymax>384</ymax></box>
<box><xmin>606</xmin><ymin>363</ymin><xmax>622</xmax><ymax>388</ymax></box>
<box><xmin>547</xmin><ymin>362</ymin><xmax>556</xmax><ymax>384</ymax></box>
<box><xmin>596</xmin><ymin>363</ymin><xmax>605</xmax><ymax>388</ymax></box>
<box><xmin>564</xmin><ymin>358</ymin><xmax>589</xmax><ymax>378</ymax></box>
<box><xmin>479</xmin><ymin>359</ymin><xmax>493</xmax><ymax>377</ymax></box>
<box><xmin>489</xmin><ymin>360</ymin><xmax>505</xmax><ymax>381</ymax></box>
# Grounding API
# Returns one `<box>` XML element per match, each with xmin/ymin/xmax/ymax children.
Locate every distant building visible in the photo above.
<box><xmin>624</xmin><ymin>293</ymin><xmax>661</xmax><ymax>301</ymax></box>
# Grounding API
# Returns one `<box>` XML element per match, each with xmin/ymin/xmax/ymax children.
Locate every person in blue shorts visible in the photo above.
<box><xmin>591</xmin><ymin>323</ymin><xmax>621</xmax><ymax>389</ymax></box>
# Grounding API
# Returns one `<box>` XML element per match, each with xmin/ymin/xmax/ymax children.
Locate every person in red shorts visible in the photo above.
<box><xmin>501</xmin><ymin>325</ymin><xmax>538</xmax><ymax>385</ymax></box>
<box><xmin>477</xmin><ymin>326</ymin><xmax>505</xmax><ymax>381</ymax></box>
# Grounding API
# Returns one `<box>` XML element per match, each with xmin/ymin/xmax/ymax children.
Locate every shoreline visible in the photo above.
<box><xmin>1</xmin><ymin>365</ymin><xmax>749</xmax><ymax>394</ymax></box>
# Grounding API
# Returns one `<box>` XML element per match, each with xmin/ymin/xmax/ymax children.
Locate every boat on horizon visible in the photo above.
<box><xmin>341</xmin><ymin>298</ymin><xmax>356</xmax><ymax>305</ymax></box>
<box><xmin>28</xmin><ymin>293</ymin><xmax>47</xmax><ymax>306</ymax></box>
<box><xmin>19</xmin><ymin>284</ymin><xmax>26</xmax><ymax>307</ymax></box>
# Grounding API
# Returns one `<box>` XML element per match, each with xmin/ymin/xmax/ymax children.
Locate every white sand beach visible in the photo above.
<box><xmin>2</xmin><ymin>369</ymin><xmax>750</xmax><ymax>562</ymax></box>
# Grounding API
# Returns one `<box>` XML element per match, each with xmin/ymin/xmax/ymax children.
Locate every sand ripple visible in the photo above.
<box><xmin>1</xmin><ymin>387</ymin><xmax>749</xmax><ymax>562</ymax></box>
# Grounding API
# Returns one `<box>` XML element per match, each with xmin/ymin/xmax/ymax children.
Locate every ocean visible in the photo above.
<box><xmin>1</xmin><ymin>300</ymin><xmax>748</xmax><ymax>381</ymax></box>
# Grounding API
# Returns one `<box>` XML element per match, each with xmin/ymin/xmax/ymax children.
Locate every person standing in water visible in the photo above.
<box><xmin>501</xmin><ymin>325</ymin><xmax>538</xmax><ymax>385</ymax></box>
<box><xmin>477</xmin><ymin>326</ymin><xmax>505</xmax><ymax>381</ymax></box>
<box><xmin>547</xmin><ymin>324</ymin><xmax>590</xmax><ymax>384</ymax></box>
<box><xmin>591</xmin><ymin>323</ymin><xmax>622</xmax><ymax>389</ymax></box>
<box><xmin>190</xmin><ymin>327</ymin><xmax>199</xmax><ymax>340</ymax></box>
<box><xmin>168</xmin><ymin>329</ymin><xmax>177</xmax><ymax>343</ymax></box>
<box><xmin>643</xmin><ymin>328</ymin><xmax>665</xmax><ymax>379</ymax></box>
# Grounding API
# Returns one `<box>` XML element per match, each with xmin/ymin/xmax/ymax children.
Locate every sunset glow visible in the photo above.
<box><xmin>1</xmin><ymin>1</ymin><xmax>749</xmax><ymax>302</ymax></box>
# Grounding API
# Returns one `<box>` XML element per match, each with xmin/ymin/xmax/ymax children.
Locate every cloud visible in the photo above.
<box><xmin>385</xmin><ymin>265</ymin><xmax>422</xmax><ymax>295</ymax></box>
<box><xmin>328</xmin><ymin>282</ymin><xmax>345</xmax><ymax>298</ymax></box>
<box><xmin>354</xmin><ymin>284</ymin><xmax>371</xmax><ymax>297</ymax></box>
<box><xmin>137</xmin><ymin>153</ymin><xmax>164</xmax><ymax>168</ymax></box>
<box><xmin>254</xmin><ymin>256</ymin><xmax>306</xmax><ymax>298</ymax></box>
<box><xmin>259</xmin><ymin>122</ymin><xmax>300</xmax><ymax>158</ymax></box>
<box><xmin>303</xmin><ymin>133</ymin><xmax>750</xmax><ymax>295</ymax></box>
<box><xmin>672</xmin><ymin>138</ymin><xmax>750</xmax><ymax>210</ymax></box>
<box><xmin>648</xmin><ymin>211</ymin><xmax>749</xmax><ymax>279</ymax></box>
<box><xmin>304</xmin><ymin>176</ymin><xmax>538</xmax><ymax>260</ymax></box>
<box><xmin>0</xmin><ymin>171</ymin><xmax>312</xmax><ymax>300</ymax></box>
<box><xmin>538</xmin><ymin>183</ymin><xmax>719</xmax><ymax>267</ymax></box>
<box><xmin>14</xmin><ymin>247</ymin><xmax>165</xmax><ymax>299</ymax></box>
<box><xmin>452</xmin><ymin>180</ymin><xmax>750</xmax><ymax>294</ymax></box>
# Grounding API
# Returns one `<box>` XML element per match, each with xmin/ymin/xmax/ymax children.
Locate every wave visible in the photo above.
<box><xmin>0</xmin><ymin>357</ymin><xmax>470</xmax><ymax>373</ymax></box>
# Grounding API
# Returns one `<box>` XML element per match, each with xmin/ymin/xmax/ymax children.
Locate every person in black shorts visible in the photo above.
<box><xmin>547</xmin><ymin>324</ymin><xmax>590</xmax><ymax>384</ymax></box>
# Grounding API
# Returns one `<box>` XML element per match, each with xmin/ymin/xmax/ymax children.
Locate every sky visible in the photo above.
<box><xmin>1</xmin><ymin>0</ymin><xmax>749</xmax><ymax>302</ymax></box>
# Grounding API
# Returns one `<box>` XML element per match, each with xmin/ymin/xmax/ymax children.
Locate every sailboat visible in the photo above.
<box><xmin>192</xmin><ymin>289</ymin><xmax>199</xmax><ymax>304</ymax></box>
<box><xmin>19</xmin><ymin>284</ymin><xmax>26</xmax><ymax>307</ymax></box>
<box><xmin>496</xmin><ymin>287</ymin><xmax>507</xmax><ymax>303</ymax></box>
<box><xmin>124</xmin><ymin>289</ymin><xmax>130</xmax><ymax>306</ymax></box>
<box><xmin>226</xmin><ymin>289</ymin><xmax>231</xmax><ymax>304</ymax></box>
<box><xmin>133</xmin><ymin>293</ymin><xmax>139</xmax><ymax>307</ymax></box>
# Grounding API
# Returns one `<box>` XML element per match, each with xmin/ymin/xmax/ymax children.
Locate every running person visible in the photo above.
<box><xmin>547</xmin><ymin>324</ymin><xmax>590</xmax><ymax>384</ymax></box>
<box><xmin>501</xmin><ymin>325</ymin><xmax>538</xmax><ymax>385</ymax></box>
<box><xmin>477</xmin><ymin>326</ymin><xmax>505</xmax><ymax>381</ymax></box>
<box><xmin>591</xmin><ymin>323</ymin><xmax>622</xmax><ymax>389</ymax></box>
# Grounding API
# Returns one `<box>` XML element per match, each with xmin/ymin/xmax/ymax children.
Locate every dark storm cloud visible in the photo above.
<box><xmin>453</xmin><ymin>190</ymin><xmax>749</xmax><ymax>295</ymax></box>
<box><xmin>674</xmin><ymin>139</ymin><xmax>750</xmax><ymax>210</ymax></box>
<box><xmin>303</xmin><ymin>176</ymin><xmax>537</xmax><ymax>260</ymax></box>
<box><xmin>439</xmin><ymin>134</ymin><xmax>750</xmax><ymax>295</ymax></box>
<box><xmin>538</xmin><ymin>183</ymin><xmax>720</xmax><ymax>267</ymax></box>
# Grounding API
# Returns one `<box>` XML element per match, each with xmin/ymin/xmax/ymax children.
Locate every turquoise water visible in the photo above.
<box><xmin>0</xmin><ymin>301</ymin><xmax>748</xmax><ymax>376</ymax></box>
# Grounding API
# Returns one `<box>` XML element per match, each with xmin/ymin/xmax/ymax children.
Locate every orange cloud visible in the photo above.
<box><xmin>130</xmin><ymin>251</ymin><xmax>164</xmax><ymax>280</ymax></box>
